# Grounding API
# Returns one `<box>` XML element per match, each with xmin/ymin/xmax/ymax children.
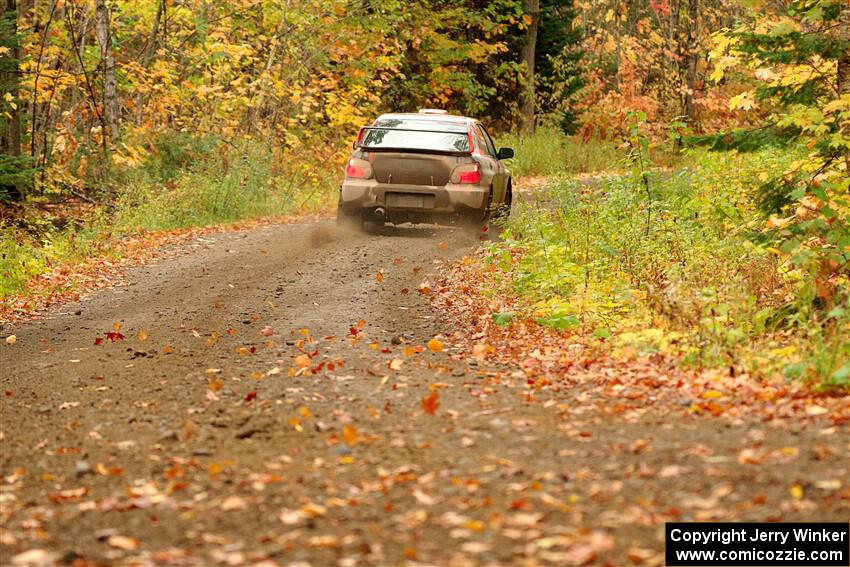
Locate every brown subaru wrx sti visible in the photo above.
<box><xmin>336</xmin><ymin>110</ymin><xmax>514</xmax><ymax>230</ymax></box>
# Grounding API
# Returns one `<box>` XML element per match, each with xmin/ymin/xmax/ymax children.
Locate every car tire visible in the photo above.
<box><xmin>492</xmin><ymin>181</ymin><xmax>512</xmax><ymax>221</ymax></box>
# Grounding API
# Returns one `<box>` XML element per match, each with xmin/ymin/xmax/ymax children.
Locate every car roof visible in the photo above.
<box><xmin>375</xmin><ymin>113</ymin><xmax>476</xmax><ymax>127</ymax></box>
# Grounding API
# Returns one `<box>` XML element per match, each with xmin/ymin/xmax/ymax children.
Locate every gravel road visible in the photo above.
<box><xmin>1</xmin><ymin>219</ymin><xmax>847</xmax><ymax>566</ymax></box>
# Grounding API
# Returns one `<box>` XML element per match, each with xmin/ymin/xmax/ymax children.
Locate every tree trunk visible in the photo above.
<box><xmin>838</xmin><ymin>1</ymin><xmax>849</xmax><ymax>174</ymax></box>
<box><xmin>1</xmin><ymin>0</ymin><xmax>21</xmax><ymax>159</ymax></box>
<box><xmin>140</xmin><ymin>0</ymin><xmax>163</xmax><ymax>68</ymax></box>
<box><xmin>682</xmin><ymin>0</ymin><xmax>699</xmax><ymax>124</ymax></box>
<box><xmin>520</xmin><ymin>0</ymin><xmax>539</xmax><ymax>135</ymax></box>
<box><xmin>95</xmin><ymin>0</ymin><xmax>120</xmax><ymax>144</ymax></box>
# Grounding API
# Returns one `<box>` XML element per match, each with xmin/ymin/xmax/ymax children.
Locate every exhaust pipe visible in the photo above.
<box><xmin>373</xmin><ymin>207</ymin><xmax>386</xmax><ymax>221</ymax></box>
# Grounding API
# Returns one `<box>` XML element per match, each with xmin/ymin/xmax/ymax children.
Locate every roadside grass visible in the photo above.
<box><xmin>484</xmin><ymin>145</ymin><xmax>850</xmax><ymax>388</ymax></box>
<box><xmin>116</xmin><ymin>139</ymin><xmax>335</xmax><ymax>231</ymax></box>
<box><xmin>498</xmin><ymin>127</ymin><xmax>624</xmax><ymax>177</ymax></box>
<box><xmin>1</xmin><ymin>136</ymin><xmax>339</xmax><ymax>304</ymax></box>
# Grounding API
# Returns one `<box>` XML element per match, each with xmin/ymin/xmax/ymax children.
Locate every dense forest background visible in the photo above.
<box><xmin>2</xmin><ymin>0</ymin><xmax>843</xmax><ymax>199</ymax></box>
<box><xmin>0</xmin><ymin>0</ymin><xmax>848</xmax><ymax>384</ymax></box>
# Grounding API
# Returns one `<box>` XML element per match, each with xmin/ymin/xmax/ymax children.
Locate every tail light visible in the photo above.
<box><xmin>451</xmin><ymin>162</ymin><xmax>481</xmax><ymax>184</ymax></box>
<box><xmin>345</xmin><ymin>158</ymin><xmax>372</xmax><ymax>179</ymax></box>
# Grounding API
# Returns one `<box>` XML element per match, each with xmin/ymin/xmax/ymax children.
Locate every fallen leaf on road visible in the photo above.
<box><xmin>221</xmin><ymin>495</ymin><xmax>248</xmax><ymax>511</ymax></box>
<box><xmin>343</xmin><ymin>425</ymin><xmax>359</xmax><ymax>446</ymax></box>
<box><xmin>422</xmin><ymin>391</ymin><xmax>440</xmax><ymax>415</ymax></box>
<box><xmin>806</xmin><ymin>405</ymin><xmax>827</xmax><ymax>416</ymax></box>
<box><xmin>5</xmin><ymin>335</ymin><xmax>16</xmax><ymax>345</ymax></box>
<box><xmin>107</xmin><ymin>535</ymin><xmax>139</xmax><ymax>550</ymax></box>
<box><xmin>427</xmin><ymin>338</ymin><xmax>444</xmax><ymax>352</ymax></box>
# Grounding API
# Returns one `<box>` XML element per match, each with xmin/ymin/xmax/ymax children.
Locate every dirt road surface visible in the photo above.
<box><xmin>2</xmin><ymin>219</ymin><xmax>848</xmax><ymax>566</ymax></box>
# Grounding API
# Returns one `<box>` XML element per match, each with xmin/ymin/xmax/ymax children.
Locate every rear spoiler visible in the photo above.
<box><xmin>355</xmin><ymin>126</ymin><xmax>473</xmax><ymax>155</ymax></box>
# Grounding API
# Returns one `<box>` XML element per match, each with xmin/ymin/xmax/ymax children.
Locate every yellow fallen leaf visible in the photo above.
<box><xmin>806</xmin><ymin>405</ymin><xmax>828</xmax><ymax>416</ymax></box>
<box><xmin>137</xmin><ymin>329</ymin><xmax>148</xmax><ymax>342</ymax></box>
<box><xmin>702</xmin><ymin>390</ymin><xmax>723</xmax><ymax>399</ymax></box>
<box><xmin>294</xmin><ymin>354</ymin><xmax>311</xmax><ymax>368</ymax></box>
<box><xmin>289</xmin><ymin>417</ymin><xmax>303</xmax><ymax>432</ymax></box>
<box><xmin>375</xmin><ymin>270</ymin><xmax>384</xmax><ymax>283</ymax></box>
<box><xmin>427</xmin><ymin>338</ymin><xmax>444</xmax><ymax>353</ymax></box>
<box><xmin>5</xmin><ymin>335</ymin><xmax>16</xmax><ymax>345</ymax></box>
<box><xmin>298</xmin><ymin>405</ymin><xmax>312</xmax><ymax>418</ymax></box>
<box><xmin>107</xmin><ymin>535</ymin><xmax>139</xmax><ymax>550</ymax></box>
<box><xmin>790</xmin><ymin>484</ymin><xmax>804</xmax><ymax>499</ymax></box>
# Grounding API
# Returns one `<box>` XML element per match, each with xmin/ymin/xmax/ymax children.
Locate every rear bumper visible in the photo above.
<box><xmin>339</xmin><ymin>179</ymin><xmax>488</xmax><ymax>216</ymax></box>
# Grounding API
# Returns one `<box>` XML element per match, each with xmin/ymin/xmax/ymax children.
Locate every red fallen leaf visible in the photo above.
<box><xmin>249</xmin><ymin>346</ymin><xmax>257</xmax><ymax>354</ymax></box>
<box><xmin>421</xmin><ymin>391</ymin><xmax>440</xmax><ymax>415</ymax></box>
<box><xmin>94</xmin><ymin>337</ymin><xmax>103</xmax><ymax>346</ymax></box>
<box><xmin>393</xmin><ymin>258</ymin><xmax>403</xmax><ymax>265</ymax></box>
<box><xmin>349</xmin><ymin>327</ymin><xmax>359</xmax><ymax>336</ymax></box>
<box><xmin>509</xmin><ymin>499</ymin><xmax>528</xmax><ymax>510</ymax></box>
<box><xmin>311</xmin><ymin>362</ymin><xmax>325</xmax><ymax>373</ymax></box>
<box><xmin>4</xmin><ymin>390</ymin><xmax>12</xmax><ymax>396</ymax></box>
<box><xmin>381</xmin><ymin>347</ymin><xmax>391</xmax><ymax>354</ymax></box>
<box><xmin>481</xmin><ymin>225</ymin><xmax>489</xmax><ymax>232</ymax></box>
<box><xmin>327</xmin><ymin>362</ymin><xmax>336</xmax><ymax>371</ymax></box>
<box><xmin>106</xmin><ymin>331</ymin><xmax>125</xmax><ymax>342</ymax></box>
<box><xmin>244</xmin><ymin>391</ymin><xmax>257</xmax><ymax>402</ymax></box>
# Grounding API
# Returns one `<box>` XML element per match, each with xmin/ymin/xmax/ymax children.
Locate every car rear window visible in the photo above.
<box><xmin>360</xmin><ymin>119</ymin><xmax>470</xmax><ymax>153</ymax></box>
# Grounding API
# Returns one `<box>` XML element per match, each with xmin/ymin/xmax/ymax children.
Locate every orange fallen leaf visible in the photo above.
<box><xmin>342</xmin><ymin>425</ymin><xmax>358</xmax><ymax>446</ymax></box>
<box><xmin>427</xmin><ymin>338</ymin><xmax>444</xmax><ymax>352</ymax></box>
<box><xmin>422</xmin><ymin>391</ymin><xmax>440</xmax><ymax>415</ymax></box>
